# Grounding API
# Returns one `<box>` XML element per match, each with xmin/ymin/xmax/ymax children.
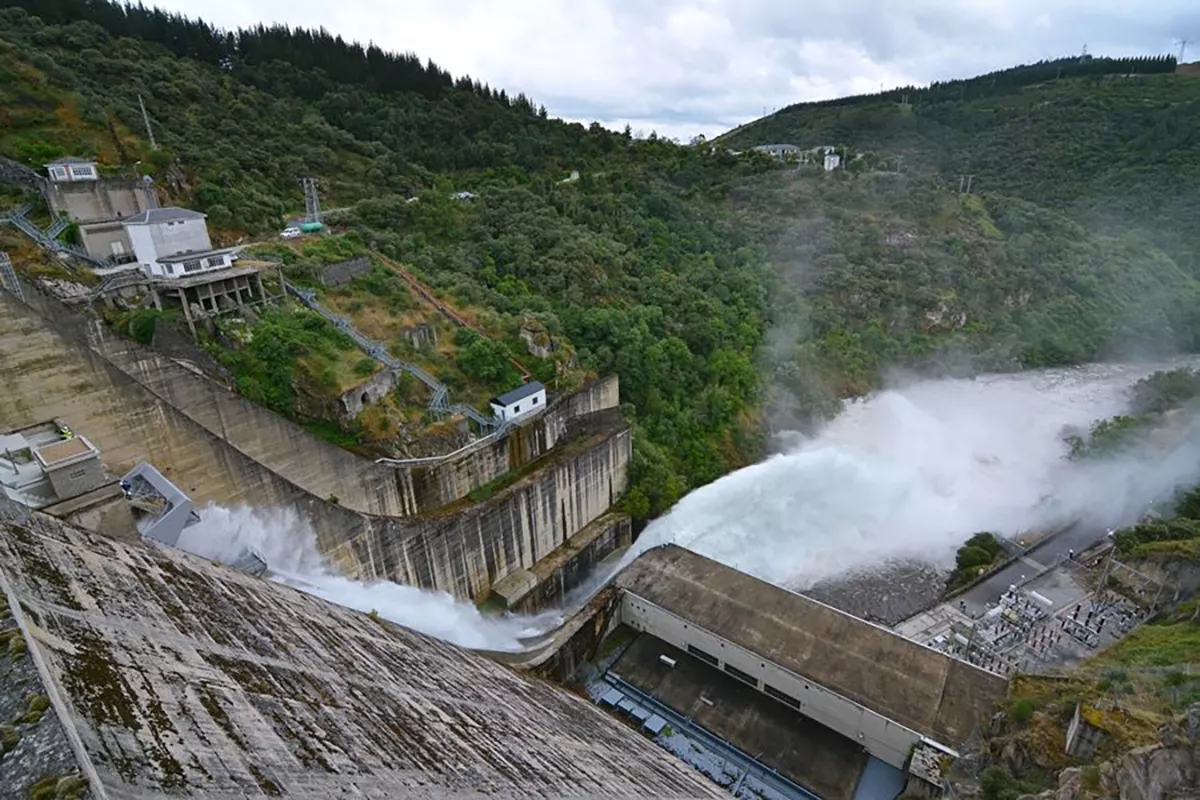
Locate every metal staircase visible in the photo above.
<box><xmin>45</xmin><ymin>215</ymin><xmax>71</xmax><ymax>239</ymax></box>
<box><xmin>0</xmin><ymin>204</ymin><xmax>102</xmax><ymax>268</ymax></box>
<box><xmin>0</xmin><ymin>252</ymin><xmax>22</xmax><ymax>302</ymax></box>
<box><xmin>281</xmin><ymin>279</ymin><xmax>500</xmax><ymax>432</ymax></box>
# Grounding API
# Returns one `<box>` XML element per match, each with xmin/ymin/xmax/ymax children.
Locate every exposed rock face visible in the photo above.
<box><xmin>1032</xmin><ymin>705</ymin><xmax>1200</xmax><ymax>800</ymax></box>
<box><xmin>1114</xmin><ymin>742</ymin><xmax>1197</xmax><ymax>800</ymax></box>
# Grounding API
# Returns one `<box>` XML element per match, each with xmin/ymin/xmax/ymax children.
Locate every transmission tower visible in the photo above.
<box><xmin>301</xmin><ymin>177</ymin><xmax>322</xmax><ymax>224</ymax></box>
<box><xmin>1179</xmin><ymin>38</ymin><xmax>1192</xmax><ymax>63</ymax></box>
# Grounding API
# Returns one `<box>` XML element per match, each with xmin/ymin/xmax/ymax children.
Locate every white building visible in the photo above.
<box><xmin>752</xmin><ymin>144</ymin><xmax>802</xmax><ymax>159</ymax></box>
<box><xmin>490</xmin><ymin>381</ymin><xmax>547</xmax><ymax>422</ymax></box>
<box><xmin>45</xmin><ymin>157</ymin><xmax>99</xmax><ymax>183</ymax></box>
<box><xmin>811</xmin><ymin>146</ymin><xmax>843</xmax><ymax>171</ymax></box>
<box><xmin>123</xmin><ymin>207</ymin><xmax>235</xmax><ymax>278</ymax></box>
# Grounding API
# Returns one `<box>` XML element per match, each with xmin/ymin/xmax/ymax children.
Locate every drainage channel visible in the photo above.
<box><xmin>596</xmin><ymin>673</ymin><xmax>821</xmax><ymax>800</ymax></box>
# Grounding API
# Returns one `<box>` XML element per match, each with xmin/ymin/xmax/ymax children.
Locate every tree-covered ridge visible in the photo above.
<box><xmin>721</xmin><ymin>65</ymin><xmax>1200</xmax><ymax>278</ymax></box>
<box><xmin>723</xmin><ymin>55</ymin><xmax>1176</xmax><ymax>123</ymax></box>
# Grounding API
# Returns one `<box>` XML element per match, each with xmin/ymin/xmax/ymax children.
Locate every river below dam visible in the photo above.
<box><xmin>625</xmin><ymin>356</ymin><xmax>1200</xmax><ymax>621</ymax></box>
<box><xmin>187</xmin><ymin>357</ymin><xmax>1200</xmax><ymax>647</ymax></box>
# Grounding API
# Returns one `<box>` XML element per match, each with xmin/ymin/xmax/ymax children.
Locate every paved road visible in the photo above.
<box><xmin>957</xmin><ymin>521</ymin><xmax>1109</xmax><ymax>616</ymax></box>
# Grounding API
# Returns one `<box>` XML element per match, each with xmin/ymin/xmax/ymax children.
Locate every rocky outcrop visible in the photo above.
<box><xmin>339</xmin><ymin>367</ymin><xmax>398</xmax><ymax>418</ymax></box>
<box><xmin>1032</xmin><ymin>704</ymin><xmax>1200</xmax><ymax>800</ymax></box>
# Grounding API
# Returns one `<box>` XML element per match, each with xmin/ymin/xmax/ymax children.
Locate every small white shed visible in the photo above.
<box><xmin>490</xmin><ymin>381</ymin><xmax>547</xmax><ymax>422</ymax></box>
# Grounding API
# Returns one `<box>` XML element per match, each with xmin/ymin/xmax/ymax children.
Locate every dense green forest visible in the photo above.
<box><xmin>4</xmin><ymin>1</ymin><xmax>1200</xmax><ymax>518</ymax></box>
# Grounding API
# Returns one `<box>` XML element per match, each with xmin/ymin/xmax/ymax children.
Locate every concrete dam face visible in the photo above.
<box><xmin>0</xmin><ymin>500</ymin><xmax>727</xmax><ymax>798</ymax></box>
<box><xmin>0</xmin><ymin>288</ymin><xmax>630</xmax><ymax>603</ymax></box>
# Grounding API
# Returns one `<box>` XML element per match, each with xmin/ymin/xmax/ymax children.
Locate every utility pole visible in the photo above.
<box><xmin>138</xmin><ymin>94</ymin><xmax>157</xmax><ymax>149</ymax></box>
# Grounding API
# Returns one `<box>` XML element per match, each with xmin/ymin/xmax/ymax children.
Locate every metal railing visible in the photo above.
<box><xmin>0</xmin><ymin>204</ymin><xmax>102</xmax><ymax>268</ymax></box>
<box><xmin>0</xmin><ymin>252</ymin><xmax>22</xmax><ymax>302</ymax></box>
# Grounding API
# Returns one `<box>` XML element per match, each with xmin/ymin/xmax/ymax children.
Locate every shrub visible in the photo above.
<box><xmin>1009</xmin><ymin>697</ymin><xmax>1033</xmax><ymax>725</ymax></box>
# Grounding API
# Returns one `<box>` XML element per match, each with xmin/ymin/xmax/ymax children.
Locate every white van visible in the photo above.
<box><xmin>280</xmin><ymin>227</ymin><xmax>302</xmax><ymax>239</ymax></box>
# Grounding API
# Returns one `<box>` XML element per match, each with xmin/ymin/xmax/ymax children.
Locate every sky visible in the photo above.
<box><xmin>154</xmin><ymin>0</ymin><xmax>1199</xmax><ymax>142</ymax></box>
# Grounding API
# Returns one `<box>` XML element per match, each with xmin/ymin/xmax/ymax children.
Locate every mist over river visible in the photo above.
<box><xmin>187</xmin><ymin>358</ymin><xmax>1200</xmax><ymax>645</ymax></box>
<box><xmin>628</xmin><ymin>357</ymin><xmax>1200</xmax><ymax>592</ymax></box>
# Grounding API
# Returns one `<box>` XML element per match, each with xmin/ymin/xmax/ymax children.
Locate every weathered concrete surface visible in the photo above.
<box><xmin>617</xmin><ymin>545</ymin><xmax>1008</xmax><ymax>748</ymax></box>
<box><xmin>48</xmin><ymin>179</ymin><xmax>156</xmax><ymax>225</ymax></box>
<box><xmin>492</xmin><ymin>512</ymin><xmax>632</xmax><ymax>613</ymax></box>
<box><xmin>330</xmin><ymin>428</ymin><xmax>632</xmax><ymax>602</ymax></box>
<box><xmin>0</xmin><ymin>289</ymin><xmax>630</xmax><ymax>601</ymax></box>
<box><xmin>0</xmin><ymin>587</ymin><xmax>86</xmax><ymax>800</ymax></box>
<box><xmin>613</xmin><ymin>632</ymin><xmax>868</xmax><ymax>800</ymax></box>
<box><xmin>0</xmin><ymin>503</ymin><xmax>729</xmax><ymax>799</ymax></box>
<box><xmin>338</xmin><ymin>367</ymin><xmax>398</xmax><ymax>419</ymax></box>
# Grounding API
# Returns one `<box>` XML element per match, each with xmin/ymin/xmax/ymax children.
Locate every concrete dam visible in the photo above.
<box><xmin>0</xmin><ymin>281</ymin><xmax>1018</xmax><ymax>798</ymax></box>
<box><xmin>0</xmin><ymin>285</ymin><xmax>630</xmax><ymax>605</ymax></box>
<box><xmin>0</xmin><ymin>500</ymin><xmax>725</xmax><ymax>799</ymax></box>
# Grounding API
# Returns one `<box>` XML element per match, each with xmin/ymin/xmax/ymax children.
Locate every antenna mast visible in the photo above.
<box><xmin>138</xmin><ymin>94</ymin><xmax>157</xmax><ymax>149</ymax></box>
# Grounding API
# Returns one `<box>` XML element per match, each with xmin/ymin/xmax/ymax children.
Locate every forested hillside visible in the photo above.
<box><xmin>721</xmin><ymin>56</ymin><xmax>1200</xmax><ymax>427</ymax></box>
<box><xmin>721</xmin><ymin>56</ymin><xmax>1200</xmax><ymax>274</ymax></box>
<box><xmin>0</xmin><ymin>1</ymin><xmax>772</xmax><ymax>517</ymax></box>
<box><xmin>3</xmin><ymin>1</ymin><xmax>1200</xmax><ymax>518</ymax></box>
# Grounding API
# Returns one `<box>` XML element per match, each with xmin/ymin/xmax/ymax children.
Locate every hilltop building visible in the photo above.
<box><xmin>123</xmin><ymin>207</ymin><xmax>236</xmax><ymax>278</ymax></box>
<box><xmin>812</xmin><ymin>145</ymin><xmax>843</xmax><ymax>171</ymax></box>
<box><xmin>44</xmin><ymin>156</ymin><xmax>98</xmax><ymax>183</ymax></box>
<box><xmin>752</xmin><ymin>143</ymin><xmax>802</xmax><ymax>159</ymax></box>
<box><xmin>43</xmin><ymin>156</ymin><xmax>158</xmax><ymax>266</ymax></box>
<box><xmin>491</xmin><ymin>381</ymin><xmax>547</xmax><ymax>422</ymax></box>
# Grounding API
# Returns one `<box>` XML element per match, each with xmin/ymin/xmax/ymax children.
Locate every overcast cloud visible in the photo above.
<box><xmin>154</xmin><ymin>0</ymin><xmax>1199</xmax><ymax>141</ymax></box>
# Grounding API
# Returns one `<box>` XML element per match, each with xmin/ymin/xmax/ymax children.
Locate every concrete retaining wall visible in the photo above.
<box><xmin>404</xmin><ymin>376</ymin><xmax>622</xmax><ymax>511</ymax></box>
<box><xmin>47</xmin><ymin>180</ymin><xmax>156</xmax><ymax>224</ymax></box>
<box><xmin>325</xmin><ymin>427</ymin><xmax>631</xmax><ymax>600</ymax></box>
<box><xmin>0</xmin><ymin>288</ymin><xmax>631</xmax><ymax>600</ymax></box>
<box><xmin>530</xmin><ymin>588</ymin><xmax>622</xmax><ymax>682</ymax></box>
<box><xmin>492</xmin><ymin>513</ymin><xmax>632</xmax><ymax>613</ymax></box>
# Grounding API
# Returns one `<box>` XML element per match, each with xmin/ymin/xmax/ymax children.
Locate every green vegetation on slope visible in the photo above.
<box><xmin>0</xmin><ymin>3</ymin><xmax>775</xmax><ymax>515</ymax></box>
<box><xmin>722</xmin><ymin>58</ymin><xmax>1200</xmax><ymax>274</ymax></box>
<box><xmin>745</xmin><ymin>171</ymin><xmax>1200</xmax><ymax>421</ymax></box>
<box><xmin>1065</xmin><ymin>368</ymin><xmax>1200</xmax><ymax>459</ymax></box>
